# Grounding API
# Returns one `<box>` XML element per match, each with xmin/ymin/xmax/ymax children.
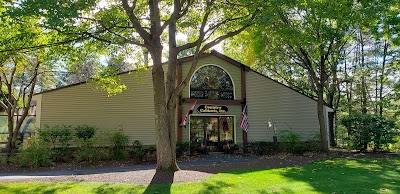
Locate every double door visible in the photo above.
<box><xmin>189</xmin><ymin>116</ymin><xmax>234</xmax><ymax>152</ymax></box>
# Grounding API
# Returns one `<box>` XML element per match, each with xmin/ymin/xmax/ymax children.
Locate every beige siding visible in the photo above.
<box><xmin>181</xmin><ymin>104</ymin><xmax>243</xmax><ymax>145</ymax></box>
<box><xmin>40</xmin><ymin>70</ymin><xmax>157</xmax><ymax>145</ymax></box>
<box><xmin>181</xmin><ymin>56</ymin><xmax>242</xmax><ymax>100</ymax></box>
<box><xmin>246</xmin><ymin>71</ymin><xmax>320</xmax><ymax>142</ymax></box>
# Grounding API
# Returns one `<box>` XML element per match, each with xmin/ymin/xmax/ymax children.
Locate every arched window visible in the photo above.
<box><xmin>190</xmin><ymin>65</ymin><xmax>234</xmax><ymax>100</ymax></box>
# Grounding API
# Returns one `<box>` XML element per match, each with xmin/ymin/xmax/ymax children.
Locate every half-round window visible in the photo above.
<box><xmin>190</xmin><ymin>65</ymin><xmax>234</xmax><ymax>100</ymax></box>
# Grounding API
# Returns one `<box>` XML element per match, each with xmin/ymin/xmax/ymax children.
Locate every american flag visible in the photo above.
<box><xmin>240</xmin><ymin>103</ymin><xmax>249</xmax><ymax>132</ymax></box>
<box><xmin>181</xmin><ymin>100</ymin><xmax>197</xmax><ymax>128</ymax></box>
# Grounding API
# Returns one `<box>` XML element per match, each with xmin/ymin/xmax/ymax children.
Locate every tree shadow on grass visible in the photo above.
<box><xmin>198</xmin><ymin>180</ymin><xmax>234</xmax><ymax>194</ymax></box>
<box><xmin>92</xmin><ymin>183</ymin><xmax>145</xmax><ymax>194</ymax></box>
<box><xmin>280</xmin><ymin>158</ymin><xmax>400</xmax><ymax>193</ymax></box>
<box><xmin>0</xmin><ymin>182</ymin><xmax>146</xmax><ymax>194</ymax></box>
<box><xmin>0</xmin><ymin>182</ymin><xmax>78</xmax><ymax>194</ymax></box>
<box><xmin>142</xmin><ymin>170</ymin><xmax>175</xmax><ymax>194</ymax></box>
<box><xmin>258</xmin><ymin>188</ymin><xmax>295</xmax><ymax>194</ymax></box>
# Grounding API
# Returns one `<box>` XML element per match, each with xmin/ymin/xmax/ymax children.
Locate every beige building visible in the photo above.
<box><xmin>32</xmin><ymin>51</ymin><xmax>334</xmax><ymax>150</ymax></box>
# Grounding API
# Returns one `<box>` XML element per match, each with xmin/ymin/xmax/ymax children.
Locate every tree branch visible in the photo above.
<box><xmin>121</xmin><ymin>0</ymin><xmax>151</xmax><ymax>43</ymax></box>
<box><xmin>161</xmin><ymin>0</ymin><xmax>194</xmax><ymax>32</ymax></box>
<box><xmin>173</xmin><ymin>9</ymin><xmax>258</xmax><ymax>99</ymax></box>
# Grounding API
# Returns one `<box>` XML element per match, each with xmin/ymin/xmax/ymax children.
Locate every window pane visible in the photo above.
<box><xmin>0</xmin><ymin>116</ymin><xmax>8</xmax><ymax>134</ymax></box>
<box><xmin>190</xmin><ymin>65</ymin><xmax>234</xmax><ymax>100</ymax></box>
<box><xmin>190</xmin><ymin>90</ymin><xmax>205</xmax><ymax>99</ymax></box>
<box><xmin>0</xmin><ymin>116</ymin><xmax>36</xmax><ymax>134</ymax></box>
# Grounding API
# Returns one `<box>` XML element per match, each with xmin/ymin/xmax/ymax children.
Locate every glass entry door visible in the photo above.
<box><xmin>190</xmin><ymin>116</ymin><xmax>234</xmax><ymax>152</ymax></box>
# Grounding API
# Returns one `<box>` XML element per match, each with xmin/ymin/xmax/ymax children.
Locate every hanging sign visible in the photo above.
<box><xmin>197</xmin><ymin>105</ymin><xmax>229</xmax><ymax>114</ymax></box>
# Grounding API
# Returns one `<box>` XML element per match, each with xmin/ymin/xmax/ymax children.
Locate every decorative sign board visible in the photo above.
<box><xmin>197</xmin><ymin>105</ymin><xmax>229</xmax><ymax>114</ymax></box>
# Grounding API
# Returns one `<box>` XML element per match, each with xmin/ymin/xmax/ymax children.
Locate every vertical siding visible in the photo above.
<box><xmin>181</xmin><ymin>56</ymin><xmax>242</xmax><ymax>100</ymax></box>
<box><xmin>40</xmin><ymin>70</ymin><xmax>157</xmax><ymax>145</ymax></box>
<box><xmin>246</xmin><ymin>71</ymin><xmax>320</xmax><ymax>142</ymax></box>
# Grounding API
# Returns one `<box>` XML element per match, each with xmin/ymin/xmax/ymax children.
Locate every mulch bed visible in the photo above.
<box><xmin>0</xmin><ymin>151</ymin><xmax>397</xmax><ymax>184</ymax></box>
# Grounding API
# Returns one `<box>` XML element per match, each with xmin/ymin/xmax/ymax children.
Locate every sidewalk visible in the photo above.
<box><xmin>0</xmin><ymin>154</ymin><xmax>260</xmax><ymax>179</ymax></box>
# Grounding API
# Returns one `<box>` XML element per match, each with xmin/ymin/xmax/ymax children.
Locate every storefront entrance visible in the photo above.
<box><xmin>189</xmin><ymin>116</ymin><xmax>234</xmax><ymax>152</ymax></box>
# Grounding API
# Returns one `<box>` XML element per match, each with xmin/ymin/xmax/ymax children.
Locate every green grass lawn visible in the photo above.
<box><xmin>0</xmin><ymin>158</ymin><xmax>398</xmax><ymax>194</ymax></box>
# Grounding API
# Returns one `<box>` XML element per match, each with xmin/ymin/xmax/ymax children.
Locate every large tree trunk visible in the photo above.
<box><xmin>326</xmin><ymin>93</ymin><xmax>335</xmax><ymax>147</ymax></box>
<box><xmin>317</xmin><ymin>88</ymin><xmax>329</xmax><ymax>151</ymax></box>
<box><xmin>150</xmin><ymin>47</ymin><xmax>179</xmax><ymax>171</ymax></box>
<box><xmin>317</xmin><ymin>56</ymin><xmax>329</xmax><ymax>151</ymax></box>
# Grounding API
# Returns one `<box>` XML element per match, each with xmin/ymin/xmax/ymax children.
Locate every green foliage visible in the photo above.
<box><xmin>250</xmin><ymin>141</ymin><xmax>279</xmax><ymax>155</ymax></box>
<box><xmin>12</xmin><ymin>136</ymin><xmax>52</xmax><ymax>167</ymax></box>
<box><xmin>75</xmin><ymin>125</ymin><xmax>96</xmax><ymax>140</ymax></box>
<box><xmin>74</xmin><ymin>125</ymin><xmax>102</xmax><ymax>163</ymax></box>
<box><xmin>130</xmin><ymin>140</ymin><xmax>146</xmax><ymax>162</ymax></box>
<box><xmin>110</xmin><ymin>129</ymin><xmax>129</xmax><ymax>160</ymax></box>
<box><xmin>0</xmin><ymin>155</ymin><xmax>6</xmax><ymax>165</ymax></box>
<box><xmin>39</xmin><ymin>125</ymin><xmax>73</xmax><ymax>148</ymax></box>
<box><xmin>129</xmin><ymin>143</ymin><xmax>156</xmax><ymax>162</ymax></box>
<box><xmin>74</xmin><ymin>138</ymin><xmax>107</xmax><ymax>163</ymax></box>
<box><xmin>306</xmin><ymin>134</ymin><xmax>322</xmax><ymax>152</ymax></box>
<box><xmin>89</xmin><ymin>65</ymin><xmax>127</xmax><ymax>96</ymax></box>
<box><xmin>39</xmin><ymin>125</ymin><xmax>72</xmax><ymax>161</ymax></box>
<box><xmin>143</xmin><ymin>145</ymin><xmax>157</xmax><ymax>161</ymax></box>
<box><xmin>230</xmin><ymin>144</ymin><xmax>239</xmax><ymax>151</ymax></box>
<box><xmin>176</xmin><ymin>142</ymin><xmax>189</xmax><ymax>157</ymax></box>
<box><xmin>341</xmin><ymin>113</ymin><xmax>398</xmax><ymax>151</ymax></box>
<box><xmin>280</xmin><ymin>130</ymin><xmax>306</xmax><ymax>155</ymax></box>
<box><xmin>387</xmin><ymin>136</ymin><xmax>400</xmax><ymax>153</ymax></box>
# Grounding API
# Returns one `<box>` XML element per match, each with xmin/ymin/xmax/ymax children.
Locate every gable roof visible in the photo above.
<box><xmin>34</xmin><ymin>50</ymin><xmax>333</xmax><ymax>109</ymax></box>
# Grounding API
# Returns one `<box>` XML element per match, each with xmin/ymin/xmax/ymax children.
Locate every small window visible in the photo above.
<box><xmin>190</xmin><ymin>65</ymin><xmax>234</xmax><ymax>100</ymax></box>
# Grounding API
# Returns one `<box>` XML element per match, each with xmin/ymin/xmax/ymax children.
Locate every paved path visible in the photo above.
<box><xmin>0</xmin><ymin>154</ymin><xmax>261</xmax><ymax>179</ymax></box>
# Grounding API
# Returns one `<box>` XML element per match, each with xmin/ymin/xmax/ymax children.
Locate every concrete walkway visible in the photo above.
<box><xmin>0</xmin><ymin>154</ymin><xmax>261</xmax><ymax>179</ymax></box>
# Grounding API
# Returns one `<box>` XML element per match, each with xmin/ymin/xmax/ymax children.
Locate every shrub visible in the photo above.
<box><xmin>387</xmin><ymin>136</ymin><xmax>400</xmax><ymax>152</ymax></box>
<box><xmin>74</xmin><ymin>125</ymin><xmax>102</xmax><ymax>163</ymax></box>
<box><xmin>280</xmin><ymin>130</ymin><xmax>305</xmax><ymax>154</ymax></box>
<box><xmin>75</xmin><ymin>125</ymin><xmax>96</xmax><ymax>140</ymax></box>
<box><xmin>110</xmin><ymin>129</ymin><xmax>129</xmax><ymax>160</ymax></box>
<box><xmin>130</xmin><ymin>140</ymin><xmax>147</xmax><ymax>162</ymax></box>
<box><xmin>230</xmin><ymin>144</ymin><xmax>239</xmax><ymax>151</ymax></box>
<box><xmin>144</xmin><ymin>145</ymin><xmax>157</xmax><ymax>161</ymax></box>
<box><xmin>176</xmin><ymin>142</ymin><xmax>189</xmax><ymax>157</ymax></box>
<box><xmin>305</xmin><ymin>134</ymin><xmax>322</xmax><ymax>152</ymax></box>
<box><xmin>0</xmin><ymin>156</ymin><xmax>6</xmax><ymax>165</ymax></box>
<box><xmin>74</xmin><ymin>138</ymin><xmax>108</xmax><ymax>163</ymax></box>
<box><xmin>39</xmin><ymin>125</ymin><xmax>73</xmax><ymax>161</ymax></box>
<box><xmin>341</xmin><ymin>114</ymin><xmax>398</xmax><ymax>152</ymax></box>
<box><xmin>12</xmin><ymin>136</ymin><xmax>52</xmax><ymax>167</ymax></box>
<box><xmin>250</xmin><ymin>141</ymin><xmax>279</xmax><ymax>155</ymax></box>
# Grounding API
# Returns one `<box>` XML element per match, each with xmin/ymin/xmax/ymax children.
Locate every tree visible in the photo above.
<box><xmin>0</xmin><ymin>2</ymin><xmax>96</xmax><ymax>157</ymax></box>
<box><xmin>0</xmin><ymin>7</ymin><xmax>44</xmax><ymax>155</ymax></box>
<box><xmin>339</xmin><ymin>0</ymin><xmax>400</xmax><ymax>117</ymax></box>
<box><xmin>226</xmin><ymin>0</ymin><xmax>399</xmax><ymax>149</ymax></box>
<box><xmin>237</xmin><ymin>0</ymin><xmax>356</xmax><ymax>150</ymax></box>
<box><xmin>10</xmin><ymin>0</ymin><xmax>259</xmax><ymax>170</ymax></box>
<box><xmin>0</xmin><ymin>53</ymin><xmax>39</xmax><ymax>154</ymax></box>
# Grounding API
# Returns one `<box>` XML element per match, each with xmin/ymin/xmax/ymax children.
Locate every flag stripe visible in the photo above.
<box><xmin>240</xmin><ymin>103</ymin><xmax>249</xmax><ymax>132</ymax></box>
<box><xmin>182</xmin><ymin>100</ymin><xmax>197</xmax><ymax>128</ymax></box>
